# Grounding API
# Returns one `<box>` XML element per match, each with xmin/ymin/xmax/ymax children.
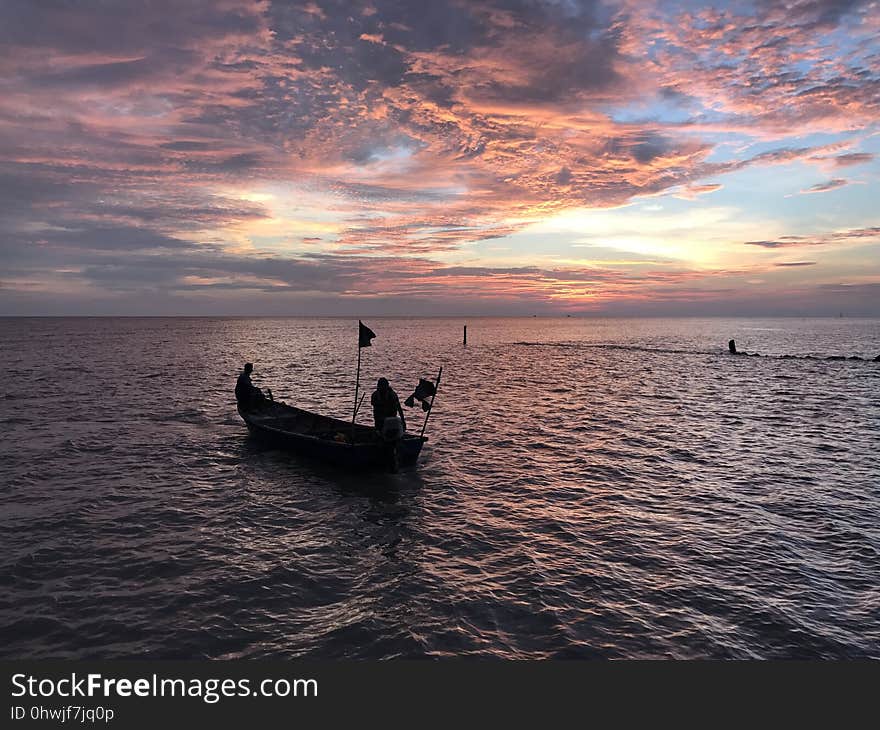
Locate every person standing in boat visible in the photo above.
<box><xmin>371</xmin><ymin>377</ymin><xmax>406</xmax><ymax>433</ymax></box>
<box><xmin>235</xmin><ymin>362</ymin><xmax>265</xmax><ymax>410</ymax></box>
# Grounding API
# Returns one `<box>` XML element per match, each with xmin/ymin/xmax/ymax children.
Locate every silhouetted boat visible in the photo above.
<box><xmin>238</xmin><ymin>399</ymin><xmax>427</xmax><ymax>469</ymax></box>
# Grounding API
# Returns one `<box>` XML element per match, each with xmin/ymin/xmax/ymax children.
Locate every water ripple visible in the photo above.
<box><xmin>0</xmin><ymin>316</ymin><xmax>878</xmax><ymax>659</ymax></box>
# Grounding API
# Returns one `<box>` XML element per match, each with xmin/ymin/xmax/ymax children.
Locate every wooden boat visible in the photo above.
<box><xmin>238</xmin><ymin>398</ymin><xmax>427</xmax><ymax>470</ymax></box>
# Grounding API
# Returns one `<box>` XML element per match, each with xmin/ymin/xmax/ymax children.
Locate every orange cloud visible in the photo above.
<box><xmin>1</xmin><ymin>0</ymin><xmax>878</xmax><ymax>314</ymax></box>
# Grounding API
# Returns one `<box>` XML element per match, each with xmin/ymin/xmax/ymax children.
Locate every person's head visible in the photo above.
<box><xmin>244</xmin><ymin>362</ymin><xmax>253</xmax><ymax>374</ymax></box>
<box><xmin>377</xmin><ymin>377</ymin><xmax>389</xmax><ymax>392</ymax></box>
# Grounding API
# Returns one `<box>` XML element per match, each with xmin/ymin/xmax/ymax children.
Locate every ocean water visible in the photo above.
<box><xmin>1</xmin><ymin>316</ymin><xmax>878</xmax><ymax>659</ymax></box>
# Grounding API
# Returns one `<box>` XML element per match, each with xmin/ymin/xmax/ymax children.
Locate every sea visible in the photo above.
<box><xmin>1</xmin><ymin>316</ymin><xmax>878</xmax><ymax>659</ymax></box>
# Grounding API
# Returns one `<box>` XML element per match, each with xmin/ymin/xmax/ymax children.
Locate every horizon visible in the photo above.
<box><xmin>3</xmin><ymin>313</ymin><xmax>879</xmax><ymax>320</ymax></box>
<box><xmin>2</xmin><ymin>1</ymin><xmax>879</xmax><ymax>316</ymax></box>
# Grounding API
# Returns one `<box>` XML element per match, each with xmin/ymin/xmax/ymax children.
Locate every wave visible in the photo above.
<box><xmin>511</xmin><ymin>341</ymin><xmax>880</xmax><ymax>362</ymax></box>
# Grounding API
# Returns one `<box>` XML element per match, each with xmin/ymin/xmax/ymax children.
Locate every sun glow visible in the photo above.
<box><xmin>525</xmin><ymin>205</ymin><xmax>782</xmax><ymax>268</ymax></box>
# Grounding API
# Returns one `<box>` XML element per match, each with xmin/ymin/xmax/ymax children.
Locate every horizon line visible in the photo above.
<box><xmin>2</xmin><ymin>314</ymin><xmax>878</xmax><ymax>319</ymax></box>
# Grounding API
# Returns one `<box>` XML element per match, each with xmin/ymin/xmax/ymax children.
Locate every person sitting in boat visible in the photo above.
<box><xmin>371</xmin><ymin>377</ymin><xmax>406</xmax><ymax>434</ymax></box>
<box><xmin>235</xmin><ymin>362</ymin><xmax>265</xmax><ymax>410</ymax></box>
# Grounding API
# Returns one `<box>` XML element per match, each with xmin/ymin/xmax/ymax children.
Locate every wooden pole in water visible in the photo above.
<box><xmin>463</xmin><ymin>324</ymin><xmax>467</xmax><ymax>346</ymax></box>
<box><xmin>419</xmin><ymin>366</ymin><xmax>443</xmax><ymax>441</ymax></box>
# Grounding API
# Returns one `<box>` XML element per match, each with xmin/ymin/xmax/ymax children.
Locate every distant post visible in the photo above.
<box><xmin>463</xmin><ymin>324</ymin><xmax>467</xmax><ymax>346</ymax></box>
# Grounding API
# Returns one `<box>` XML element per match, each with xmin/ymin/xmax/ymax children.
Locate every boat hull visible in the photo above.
<box><xmin>238</xmin><ymin>401</ymin><xmax>426</xmax><ymax>469</ymax></box>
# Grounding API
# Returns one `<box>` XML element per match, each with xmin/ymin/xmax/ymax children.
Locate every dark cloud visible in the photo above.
<box><xmin>818</xmin><ymin>281</ymin><xmax>880</xmax><ymax>296</ymax></box>
<box><xmin>25</xmin><ymin>51</ymin><xmax>200</xmax><ymax>90</ymax></box>
<box><xmin>423</xmin><ymin>265</ymin><xmax>542</xmax><ymax>278</ymax></box>
<box><xmin>183</xmin><ymin>152</ymin><xmax>264</xmax><ymax>174</ymax></box>
<box><xmin>0</xmin><ymin>164</ymin><xmax>97</xmax><ymax>216</ymax></box>
<box><xmin>0</xmin><ymin>0</ymin><xmax>265</xmax><ymax>55</ymax></box>
<box><xmin>801</xmin><ymin>178</ymin><xmax>848</xmax><ymax>194</ymax></box>
<box><xmin>631</xmin><ymin>134</ymin><xmax>674</xmax><ymax>164</ymax></box>
<box><xmin>0</xmin><ymin>159</ymin><xmax>269</xmax><ymax>232</ymax></box>
<box><xmin>160</xmin><ymin>141</ymin><xmax>222</xmax><ymax>151</ymax></box>
<box><xmin>771</xmin><ymin>0</ymin><xmax>866</xmax><ymax>29</ymax></box>
<box><xmin>553</xmin><ymin>167</ymin><xmax>571</xmax><ymax>185</ymax></box>
<box><xmin>826</xmin><ymin>152</ymin><xmax>874</xmax><ymax>167</ymax></box>
<box><xmin>746</xmin><ymin>227</ymin><xmax>880</xmax><ymax>248</ymax></box>
<box><xmin>268</xmin><ymin>0</ymin><xmax>488</xmax><ymax>55</ymax></box>
<box><xmin>15</xmin><ymin>225</ymin><xmax>198</xmax><ymax>253</ymax></box>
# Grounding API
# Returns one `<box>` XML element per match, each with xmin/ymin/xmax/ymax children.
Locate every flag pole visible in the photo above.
<box><xmin>418</xmin><ymin>366</ymin><xmax>442</xmax><ymax>441</ymax></box>
<box><xmin>353</xmin><ymin>392</ymin><xmax>367</xmax><ymax>421</ymax></box>
<box><xmin>351</xmin><ymin>320</ymin><xmax>376</xmax><ymax>441</ymax></box>
<box><xmin>352</xmin><ymin>341</ymin><xmax>362</xmax><ymax>436</ymax></box>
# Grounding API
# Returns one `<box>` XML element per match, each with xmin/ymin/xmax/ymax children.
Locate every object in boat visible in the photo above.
<box><xmin>238</xmin><ymin>396</ymin><xmax>427</xmax><ymax>470</ymax></box>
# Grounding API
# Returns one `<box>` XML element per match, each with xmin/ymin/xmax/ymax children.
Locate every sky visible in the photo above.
<box><xmin>1</xmin><ymin>0</ymin><xmax>878</xmax><ymax>316</ymax></box>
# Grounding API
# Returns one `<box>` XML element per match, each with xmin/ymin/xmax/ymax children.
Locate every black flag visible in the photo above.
<box><xmin>358</xmin><ymin>320</ymin><xmax>376</xmax><ymax>348</ymax></box>
<box><xmin>404</xmin><ymin>378</ymin><xmax>437</xmax><ymax>410</ymax></box>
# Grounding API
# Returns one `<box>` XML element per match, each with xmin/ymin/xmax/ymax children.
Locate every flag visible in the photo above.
<box><xmin>358</xmin><ymin>320</ymin><xmax>376</xmax><ymax>348</ymax></box>
<box><xmin>404</xmin><ymin>378</ymin><xmax>436</xmax><ymax>410</ymax></box>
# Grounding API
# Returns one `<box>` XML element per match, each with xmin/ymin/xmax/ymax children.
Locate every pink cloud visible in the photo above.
<box><xmin>1</xmin><ymin>0</ymin><xmax>878</xmax><ymax>313</ymax></box>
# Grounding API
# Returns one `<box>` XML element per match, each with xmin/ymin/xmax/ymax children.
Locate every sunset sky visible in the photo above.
<box><xmin>1</xmin><ymin>0</ymin><xmax>878</xmax><ymax>315</ymax></box>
